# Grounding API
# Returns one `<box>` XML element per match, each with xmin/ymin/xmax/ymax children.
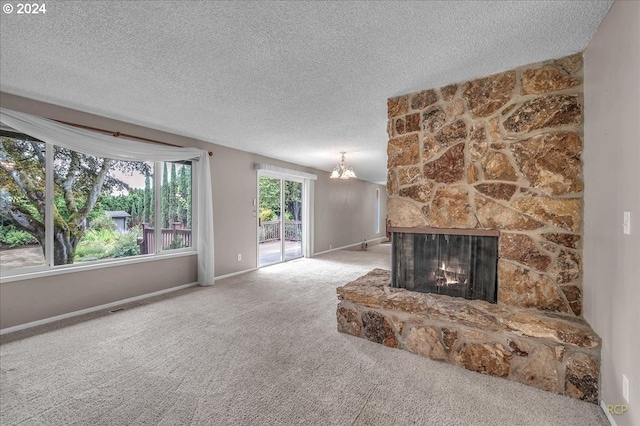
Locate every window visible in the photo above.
<box><xmin>159</xmin><ymin>161</ymin><xmax>192</xmax><ymax>251</ymax></box>
<box><xmin>0</xmin><ymin>136</ymin><xmax>46</xmax><ymax>270</ymax></box>
<box><xmin>0</xmin><ymin>132</ymin><xmax>194</xmax><ymax>275</ymax></box>
<box><xmin>375</xmin><ymin>188</ymin><xmax>380</xmax><ymax>234</ymax></box>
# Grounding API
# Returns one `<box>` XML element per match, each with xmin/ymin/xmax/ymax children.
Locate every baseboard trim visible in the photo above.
<box><xmin>314</xmin><ymin>237</ymin><xmax>388</xmax><ymax>256</ymax></box>
<box><xmin>600</xmin><ymin>399</ymin><xmax>618</xmax><ymax>426</ymax></box>
<box><xmin>367</xmin><ymin>236</ymin><xmax>389</xmax><ymax>245</ymax></box>
<box><xmin>314</xmin><ymin>242</ymin><xmax>361</xmax><ymax>256</ymax></box>
<box><xmin>0</xmin><ymin>282</ymin><xmax>198</xmax><ymax>335</ymax></box>
<box><xmin>214</xmin><ymin>268</ymin><xmax>258</xmax><ymax>280</ymax></box>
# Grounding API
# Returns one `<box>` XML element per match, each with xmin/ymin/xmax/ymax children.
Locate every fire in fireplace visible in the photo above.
<box><xmin>391</xmin><ymin>228</ymin><xmax>499</xmax><ymax>303</ymax></box>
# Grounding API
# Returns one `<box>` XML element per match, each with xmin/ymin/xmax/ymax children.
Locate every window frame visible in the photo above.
<box><xmin>375</xmin><ymin>188</ymin><xmax>381</xmax><ymax>234</ymax></box>
<box><xmin>0</xmin><ymin>131</ymin><xmax>196</xmax><ymax>281</ymax></box>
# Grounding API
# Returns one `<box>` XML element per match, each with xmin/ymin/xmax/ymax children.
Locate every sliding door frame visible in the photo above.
<box><xmin>257</xmin><ymin>169</ymin><xmax>314</xmax><ymax>267</ymax></box>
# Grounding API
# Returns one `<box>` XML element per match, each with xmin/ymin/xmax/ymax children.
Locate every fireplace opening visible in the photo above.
<box><xmin>391</xmin><ymin>228</ymin><xmax>499</xmax><ymax>303</ymax></box>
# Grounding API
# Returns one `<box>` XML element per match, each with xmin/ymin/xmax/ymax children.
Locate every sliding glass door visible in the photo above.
<box><xmin>283</xmin><ymin>180</ymin><xmax>302</xmax><ymax>261</ymax></box>
<box><xmin>258</xmin><ymin>176</ymin><xmax>303</xmax><ymax>266</ymax></box>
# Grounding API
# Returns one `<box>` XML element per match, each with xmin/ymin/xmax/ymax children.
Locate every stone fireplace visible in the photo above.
<box><xmin>336</xmin><ymin>53</ymin><xmax>601</xmax><ymax>403</ymax></box>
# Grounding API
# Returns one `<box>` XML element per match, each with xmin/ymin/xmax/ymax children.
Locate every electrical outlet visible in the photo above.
<box><xmin>623</xmin><ymin>211</ymin><xmax>631</xmax><ymax>235</ymax></box>
<box><xmin>329</xmin><ymin>244</ymin><xmax>332</xmax><ymax>250</ymax></box>
<box><xmin>237</xmin><ymin>253</ymin><xmax>242</xmax><ymax>262</ymax></box>
<box><xmin>623</xmin><ymin>374</ymin><xmax>629</xmax><ymax>403</ymax></box>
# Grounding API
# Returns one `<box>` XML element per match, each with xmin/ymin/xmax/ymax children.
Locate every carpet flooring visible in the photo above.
<box><xmin>0</xmin><ymin>244</ymin><xmax>609</xmax><ymax>425</ymax></box>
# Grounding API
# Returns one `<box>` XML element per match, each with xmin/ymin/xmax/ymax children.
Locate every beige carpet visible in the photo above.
<box><xmin>0</xmin><ymin>245</ymin><xmax>608</xmax><ymax>425</ymax></box>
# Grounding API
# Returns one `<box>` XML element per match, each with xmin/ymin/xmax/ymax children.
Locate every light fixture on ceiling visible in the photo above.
<box><xmin>330</xmin><ymin>152</ymin><xmax>357</xmax><ymax>180</ymax></box>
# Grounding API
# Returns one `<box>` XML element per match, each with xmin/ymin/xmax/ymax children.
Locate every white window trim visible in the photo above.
<box><xmin>375</xmin><ymin>188</ymin><xmax>381</xmax><ymax>234</ymax></box>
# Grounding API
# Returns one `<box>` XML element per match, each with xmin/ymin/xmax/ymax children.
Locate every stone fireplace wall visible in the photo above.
<box><xmin>386</xmin><ymin>53</ymin><xmax>584</xmax><ymax>316</ymax></box>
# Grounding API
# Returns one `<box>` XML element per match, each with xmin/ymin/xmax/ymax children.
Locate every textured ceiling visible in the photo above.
<box><xmin>0</xmin><ymin>1</ymin><xmax>613</xmax><ymax>183</ymax></box>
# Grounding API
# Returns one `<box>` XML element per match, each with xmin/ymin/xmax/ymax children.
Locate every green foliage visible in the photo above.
<box><xmin>259</xmin><ymin>208</ymin><xmax>277</xmax><ymax>222</ymax></box>
<box><xmin>259</xmin><ymin>177</ymin><xmax>302</xmax><ymax>221</ymax></box>
<box><xmin>166</xmin><ymin>234</ymin><xmax>188</xmax><ymax>250</ymax></box>
<box><xmin>0</xmin><ymin>226</ymin><xmax>38</xmax><ymax>247</ymax></box>
<box><xmin>130</xmin><ymin>198</ymin><xmax>139</xmax><ymax>226</ymax></box>
<box><xmin>0</xmin><ymin>139</ymin><xmax>45</xmax><ymax>226</ymax></box>
<box><xmin>259</xmin><ymin>177</ymin><xmax>281</xmax><ymax>217</ymax></box>
<box><xmin>75</xmin><ymin>227</ymin><xmax>141</xmax><ymax>261</ymax></box>
<box><xmin>159</xmin><ymin>162</ymin><xmax>192</xmax><ymax>229</ymax></box>
<box><xmin>177</xmin><ymin>165</ymin><xmax>191</xmax><ymax>228</ymax></box>
<box><xmin>83</xmin><ymin>228</ymin><xmax>118</xmax><ymax>244</ymax></box>
<box><xmin>169</xmin><ymin>163</ymin><xmax>177</xmax><ymax>226</ymax></box>
<box><xmin>75</xmin><ymin>221</ymin><xmax>117</xmax><ymax>262</ymax></box>
<box><xmin>53</xmin><ymin>195</ymin><xmax>68</xmax><ymax>220</ymax></box>
<box><xmin>100</xmin><ymin>188</ymin><xmax>145</xmax><ymax>228</ymax></box>
<box><xmin>89</xmin><ymin>213</ymin><xmax>117</xmax><ymax>232</ymax></box>
<box><xmin>284</xmin><ymin>181</ymin><xmax>302</xmax><ymax>221</ymax></box>
<box><xmin>161</xmin><ymin>162</ymin><xmax>169</xmax><ymax>227</ymax></box>
<box><xmin>143</xmin><ymin>174</ymin><xmax>153</xmax><ymax>224</ymax></box>
<box><xmin>75</xmin><ymin>241</ymin><xmax>112</xmax><ymax>262</ymax></box>
<box><xmin>112</xmin><ymin>230</ymin><xmax>141</xmax><ymax>258</ymax></box>
<box><xmin>56</xmin><ymin>194</ymin><xmax>103</xmax><ymax>223</ymax></box>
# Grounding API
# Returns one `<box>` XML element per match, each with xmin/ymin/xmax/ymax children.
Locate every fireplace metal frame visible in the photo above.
<box><xmin>390</xmin><ymin>227</ymin><xmax>500</xmax><ymax>302</ymax></box>
<box><xmin>388</xmin><ymin>227</ymin><xmax>500</xmax><ymax>237</ymax></box>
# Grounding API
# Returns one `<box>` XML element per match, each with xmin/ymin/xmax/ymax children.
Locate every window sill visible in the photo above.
<box><xmin>0</xmin><ymin>250</ymin><xmax>197</xmax><ymax>284</ymax></box>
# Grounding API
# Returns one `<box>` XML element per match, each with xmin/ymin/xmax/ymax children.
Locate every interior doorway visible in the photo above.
<box><xmin>258</xmin><ymin>176</ymin><xmax>303</xmax><ymax>266</ymax></box>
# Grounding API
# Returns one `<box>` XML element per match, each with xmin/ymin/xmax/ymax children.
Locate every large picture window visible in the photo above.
<box><xmin>0</xmin><ymin>108</ymin><xmax>214</xmax><ymax>286</ymax></box>
<box><xmin>1</xmin><ymin>132</ymin><xmax>194</xmax><ymax>274</ymax></box>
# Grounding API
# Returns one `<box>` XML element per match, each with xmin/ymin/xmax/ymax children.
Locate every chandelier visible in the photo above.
<box><xmin>330</xmin><ymin>152</ymin><xmax>357</xmax><ymax>179</ymax></box>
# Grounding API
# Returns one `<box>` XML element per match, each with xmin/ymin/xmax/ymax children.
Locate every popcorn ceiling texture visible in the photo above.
<box><xmin>0</xmin><ymin>2</ymin><xmax>613</xmax><ymax>183</ymax></box>
<box><xmin>386</xmin><ymin>53</ymin><xmax>585</xmax><ymax>316</ymax></box>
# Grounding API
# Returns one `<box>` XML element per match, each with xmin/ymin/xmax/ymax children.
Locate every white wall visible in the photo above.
<box><xmin>0</xmin><ymin>255</ymin><xmax>198</xmax><ymax>328</ymax></box>
<box><xmin>0</xmin><ymin>93</ymin><xmax>387</xmax><ymax>329</ymax></box>
<box><xmin>210</xmin><ymin>143</ymin><xmax>388</xmax><ymax>275</ymax></box>
<box><xmin>314</xmin><ymin>175</ymin><xmax>387</xmax><ymax>253</ymax></box>
<box><xmin>583</xmin><ymin>2</ymin><xmax>640</xmax><ymax>424</ymax></box>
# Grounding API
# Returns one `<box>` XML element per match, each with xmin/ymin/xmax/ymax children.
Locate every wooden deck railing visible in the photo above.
<box><xmin>137</xmin><ymin>221</ymin><xmax>299</xmax><ymax>252</ymax></box>
<box><xmin>259</xmin><ymin>220</ymin><xmax>302</xmax><ymax>243</ymax></box>
<box><xmin>138</xmin><ymin>224</ymin><xmax>192</xmax><ymax>254</ymax></box>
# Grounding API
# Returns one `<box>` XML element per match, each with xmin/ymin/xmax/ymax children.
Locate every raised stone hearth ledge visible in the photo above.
<box><xmin>336</xmin><ymin>269</ymin><xmax>601</xmax><ymax>403</ymax></box>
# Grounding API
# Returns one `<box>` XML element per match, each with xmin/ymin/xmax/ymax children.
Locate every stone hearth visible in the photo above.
<box><xmin>337</xmin><ymin>269</ymin><xmax>601</xmax><ymax>403</ymax></box>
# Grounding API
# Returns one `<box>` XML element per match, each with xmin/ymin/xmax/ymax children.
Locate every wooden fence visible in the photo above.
<box><xmin>138</xmin><ymin>224</ymin><xmax>192</xmax><ymax>254</ymax></box>
<box><xmin>260</xmin><ymin>220</ymin><xmax>302</xmax><ymax>243</ymax></box>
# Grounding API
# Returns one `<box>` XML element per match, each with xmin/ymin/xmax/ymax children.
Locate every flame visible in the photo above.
<box><xmin>441</xmin><ymin>262</ymin><xmax>462</xmax><ymax>285</ymax></box>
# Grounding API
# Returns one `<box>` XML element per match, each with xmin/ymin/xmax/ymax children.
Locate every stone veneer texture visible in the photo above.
<box><xmin>386</xmin><ymin>53</ymin><xmax>584</xmax><ymax>316</ymax></box>
<box><xmin>337</xmin><ymin>269</ymin><xmax>601</xmax><ymax>403</ymax></box>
